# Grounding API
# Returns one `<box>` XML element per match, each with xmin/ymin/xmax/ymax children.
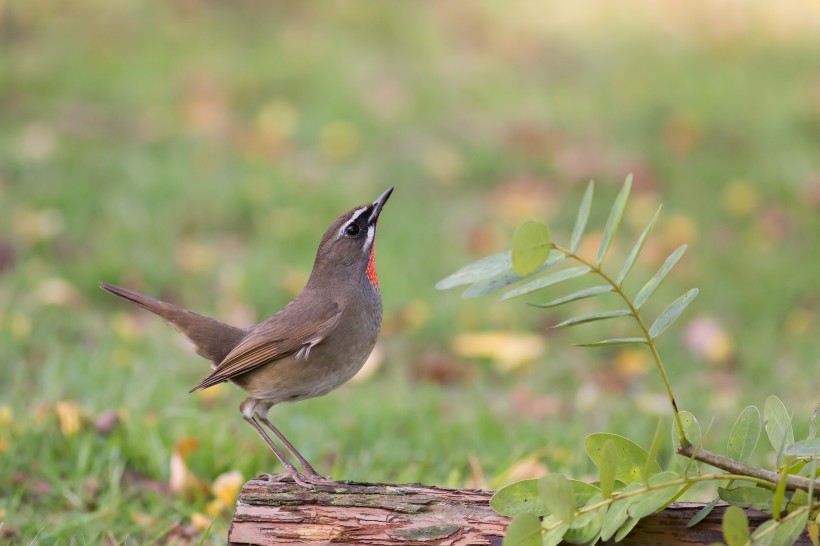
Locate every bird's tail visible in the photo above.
<box><xmin>99</xmin><ymin>282</ymin><xmax>246</xmax><ymax>365</ymax></box>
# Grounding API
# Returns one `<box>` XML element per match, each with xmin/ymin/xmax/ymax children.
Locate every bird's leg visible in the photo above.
<box><xmin>240</xmin><ymin>399</ymin><xmax>314</xmax><ymax>488</ymax></box>
<box><xmin>256</xmin><ymin>409</ymin><xmax>332</xmax><ymax>483</ymax></box>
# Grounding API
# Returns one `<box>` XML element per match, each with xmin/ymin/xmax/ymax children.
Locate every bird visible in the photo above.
<box><xmin>99</xmin><ymin>186</ymin><xmax>393</xmax><ymax>488</ymax></box>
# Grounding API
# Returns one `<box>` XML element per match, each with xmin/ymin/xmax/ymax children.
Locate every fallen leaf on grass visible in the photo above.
<box><xmin>452</xmin><ymin>331</ymin><xmax>546</xmax><ymax>372</ymax></box>
<box><xmin>169</xmin><ymin>438</ymin><xmax>208</xmax><ymax>498</ymax></box>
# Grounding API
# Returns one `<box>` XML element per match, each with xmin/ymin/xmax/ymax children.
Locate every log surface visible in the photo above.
<box><xmin>228</xmin><ymin>478</ymin><xmax>812</xmax><ymax>545</ymax></box>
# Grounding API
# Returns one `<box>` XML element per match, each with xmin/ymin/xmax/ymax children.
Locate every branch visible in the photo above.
<box><xmin>677</xmin><ymin>444</ymin><xmax>820</xmax><ymax>492</ymax></box>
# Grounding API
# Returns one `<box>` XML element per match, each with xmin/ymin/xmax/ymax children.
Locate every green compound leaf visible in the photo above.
<box><xmin>541</xmin><ymin>519</ymin><xmax>569</xmax><ymax>546</ymax></box>
<box><xmin>529</xmin><ymin>285</ymin><xmax>612</xmax><ymax>309</ymax></box>
<box><xmin>501</xmin><ymin>265</ymin><xmax>591</xmax><ymax>300</ymax></box>
<box><xmin>771</xmin><ymin>511</ymin><xmax>809</xmax><ymax>546</ymax></box>
<box><xmin>575</xmin><ymin>337</ymin><xmax>648</xmax><ymax>347</ymax></box>
<box><xmin>600</xmin><ymin>482</ymin><xmax>643</xmax><ymax>540</ymax></box>
<box><xmin>718</xmin><ymin>486</ymin><xmax>774</xmax><ymax>511</ymax></box>
<box><xmin>553</xmin><ymin>309</ymin><xmax>631</xmax><ymax>330</ymax></box>
<box><xmin>673</xmin><ymin>411</ymin><xmax>702</xmax><ymax>473</ymax></box>
<box><xmin>722</xmin><ymin>505</ymin><xmax>750</xmax><ymax>546</ymax></box>
<box><xmin>648</xmin><ymin>288</ymin><xmax>698</xmax><ymax>339</ymax></box>
<box><xmin>570</xmin><ymin>181</ymin><xmax>594</xmax><ymax>253</ymax></box>
<box><xmin>511</xmin><ymin>218</ymin><xmax>552</xmax><ymax>276</ymax></box>
<box><xmin>538</xmin><ymin>474</ymin><xmax>576</xmax><ymax>524</ymax></box>
<box><xmin>596</xmin><ymin>174</ymin><xmax>632</xmax><ymax>266</ymax></box>
<box><xmin>599</xmin><ymin>440</ymin><xmax>618</xmax><ymax>499</ymax></box>
<box><xmin>585</xmin><ymin>433</ymin><xmax>661</xmax><ymax>485</ymax></box>
<box><xmin>784</xmin><ymin>437</ymin><xmax>820</xmax><ymax>457</ymax></box>
<box><xmin>687</xmin><ymin>496</ymin><xmax>719</xmax><ymax>528</ymax></box>
<box><xmin>502</xmin><ymin>513</ymin><xmax>542</xmax><ymax>546</ymax></box>
<box><xmin>645</xmin><ymin>418</ymin><xmax>666</xmax><ymax>486</ymax></box>
<box><xmin>727</xmin><ymin>405</ymin><xmax>761</xmax><ymax>464</ymax></box>
<box><xmin>627</xmin><ymin>471</ymin><xmax>682</xmax><ymax>519</ymax></box>
<box><xmin>490</xmin><ymin>479</ymin><xmax>545</xmax><ymax>517</ymax></box>
<box><xmin>764</xmin><ymin>395</ymin><xmax>794</xmax><ymax>462</ymax></box>
<box><xmin>633</xmin><ymin>245</ymin><xmax>687</xmax><ymax>309</ymax></box>
<box><xmin>564</xmin><ymin>497</ymin><xmax>604</xmax><ymax>544</ymax></box>
<box><xmin>435</xmin><ymin>251</ymin><xmax>512</xmax><ymax>290</ymax></box>
<box><xmin>615</xmin><ymin>515</ymin><xmax>641</xmax><ymax>541</ymax></box>
<box><xmin>463</xmin><ymin>251</ymin><xmax>565</xmax><ymax>299</ymax></box>
<box><xmin>616</xmin><ymin>204</ymin><xmax>662</xmax><ymax>286</ymax></box>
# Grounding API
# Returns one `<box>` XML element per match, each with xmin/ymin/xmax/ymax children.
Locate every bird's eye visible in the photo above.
<box><xmin>344</xmin><ymin>223</ymin><xmax>361</xmax><ymax>237</ymax></box>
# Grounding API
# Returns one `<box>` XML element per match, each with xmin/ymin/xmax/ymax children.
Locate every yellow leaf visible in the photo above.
<box><xmin>191</xmin><ymin>512</ymin><xmax>214</xmax><ymax>531</ymax></box>
<box><xmin>212</xmin><ymin>470</ymin><xmax>244</xmax><ymax>506</ymax></box>
<box><xmin>55</xmin><ymin>401</ymin><xmax>82</xmax><ymax>437</ymax></box>
<box><xmin>452</xmin><ymin>331</ymin><xmax>545</xmax><ymax>372</ymax></box>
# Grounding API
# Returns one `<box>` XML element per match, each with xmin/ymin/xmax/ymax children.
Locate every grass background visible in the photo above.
<box><xmin>1</xmin><ymin>1</ymin><xmax>819</xmax><ymax>543</ymax></box>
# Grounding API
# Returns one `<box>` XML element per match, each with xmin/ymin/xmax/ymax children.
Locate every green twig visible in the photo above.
<box><xmin>553</xmin><ymin>243</ymin><xmax>688</xmax><ymax>448</ymax></box>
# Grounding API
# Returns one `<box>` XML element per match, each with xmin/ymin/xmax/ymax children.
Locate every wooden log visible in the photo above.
<box><xmin>228</xmin><ymin>478</ymin><xmax>812</xmax><ymax>545</ymax></box>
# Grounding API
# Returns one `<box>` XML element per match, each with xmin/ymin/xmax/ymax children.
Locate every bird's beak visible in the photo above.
<box><xmin>369</xmin><ymin>186</ymin><xmax>394</xmax><ymax>223</ymax></box>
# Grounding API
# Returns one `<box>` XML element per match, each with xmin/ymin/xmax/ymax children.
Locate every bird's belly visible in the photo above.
<box><xmin>232</xmin><ymin>333</ymin><xmax>377</xmax><ymax>404</ymax></box>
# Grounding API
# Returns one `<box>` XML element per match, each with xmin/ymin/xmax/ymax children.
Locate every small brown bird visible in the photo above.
<box><xmin>100</xmin><ymin>187</ymin><xmax>393</xmax><ymax>488</ymax></box>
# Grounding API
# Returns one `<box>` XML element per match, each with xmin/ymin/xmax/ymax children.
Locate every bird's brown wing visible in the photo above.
<box><xmin>188</xmin><ymin>300</ymin><xmax>342</xmax><ymax>392</ymax></box>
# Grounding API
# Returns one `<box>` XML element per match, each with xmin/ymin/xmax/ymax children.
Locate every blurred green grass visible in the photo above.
<box><xmin>2</xmin><ymin>1</ymin><xmax>820</xmax><ymax>543</ymax></box>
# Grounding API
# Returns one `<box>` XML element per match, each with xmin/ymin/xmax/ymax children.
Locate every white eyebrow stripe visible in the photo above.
<box><xmin>337</xmin><ymin>206</ymin><xmax>369</xmax><ymax>238</ymax></box>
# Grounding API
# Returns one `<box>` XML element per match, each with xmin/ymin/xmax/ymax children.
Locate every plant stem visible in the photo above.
<box><xmin>677</xmin><ymin>444</ymin><xmax>820</xmax><ymax>493</ymax></box>
<box><xmin>542</xmin><ymin>472</ymin><xmax>782</xmax><ymax>533</ymax></box>
<box><xmin>554</xmin><ymin>244</ymin><xmax>688</xmax><ymax>448</ymax></box>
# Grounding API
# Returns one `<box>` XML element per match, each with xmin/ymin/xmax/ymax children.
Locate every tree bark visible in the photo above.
<box><xmin>228</xmin><ymin>478</ymin><xmax>812</xmax><ymax>545</ymax></box>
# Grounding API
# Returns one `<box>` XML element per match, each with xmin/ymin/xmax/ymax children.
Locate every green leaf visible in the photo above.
<box><xmin>616</xmin><ymin>204</ymin><xmax>662</xmax><ymax>285</ymax></box>
<box><xmin>570</xmin><ymin>181</ymin><xmax>594</xmax><ymax>253</ymax></box>
<box><xmin>633</xmin><ymin>245</ymin><xmax>687</xmax><ymax>309</ymax></box>
<box><xmin>585</xmin><ymin>433</ymin><xmax>661</xmax><ymax>484</ymax></box>
<box><xmin>718</xmin><ymin>486</ymin><xmax>774</xmax><ymax>511</ymax></box>
<box><xmin>688</xmin><ymin>497</ymin><xmax>719</xmax><ymax>527</ymax></box>
<box><xmin>435</xmin><ymin>251</ymin><xmax>512</xmax><ymax>290</ymax></box>
<box><xmin>764</xmin><ymin>395</ymin><xmax>794</xmax><ymax>464</ymax></box>
<box><xmin>772</xmin><ymin>464</ymin><xmax>790</xmax><ymax>520</ymax></box>
<box><xmin>568</xmin><ymin>480</ymin><xmax>602</xmax><ymax>506</ymax></box>
<box><xmin>575</xmin><ymin>337</ymin><xmax>647</xmax><ymax>347</ymax></box>
<box><xmin>463</xmin><ymin>252</ymin><xmax>565</xmax><ymax>298</ymax></box>
<box><xmin>673</xmin><ymin>411</ymin><xmax>702</xmax><ymax>473</ymax></box>
<box><xmin>627</xmin><ymin>471</ymin><xmax>682</xmax><ymax>519</ymax></box>
<box><xmin>645</xmin><ymin>418</ymin><xmax>665</xmax><ymax>485</ymax></box>
<box><xmin>600</xmin><ymin>482</ymin><xmax>643</xmax><ymax>540</ymax></box>
<box><xmin>553</xmin><ymin>309</ymin><xmax>631</xmax><ymax>329</ymax></box>
<box><xmin>809</xmin><ymin>404</ymin><xmax>819</xmax><ymax>439</ymax></box>
<box><xmin>596</xmin><ymin>174</ymin><xmax>632</xmax><ymax>266</ymax></box>
<box><xmin>751</xmin><ymin>519</ymin><xmax>777</xmax><ymax>546</ymax></box>
<box><xmin>784</xmin><ymin>437</ymin><xmax>820</xmax><ymax>457</ymax></box>
<box><xmin>564</xmin><ymin>500</ymin><xmax>603</xmax><ymax>544</ymax></box>
<box><xmin>722</xmin><ymin>505</ymin><xmax>750</xmax><ymax>546</ymax></box>
<box><xmin>490</xmin><ymin>479</ymin><xmax>545</xmax><ymax>517</ymax></box>
<box><xmin>502</xmin><ymin>513</ymin><xmax>542</xmax><ymax>546</ymax></box>
<box><xmin>501</xmin><ymin>266</ymin><xmax>591</xmax><ymax>300</ymax></box>
<box><xmin>727</xmin><ymin>405</ymin><xmax>762</xmax><ymax>464</ymax></box>
<box><xmin>771</xmin><ymin>511</ymin><xmax>809</xmax><ymax>546</ymax></box>
<box><xmin>599</xmin><ymin>440</ymin><xmax>617</xmax><ymax>498</ymax></box>
<box><xmin>614</xmin><ymin>515</ymin><xmax>641</xmax><ymax>541</ymax></box>
<box><xmin>538</xmin><ymin>474</ymin><xmax>575</xmax><ymax>524</ymax></box>
<box><xmin>511</xmin><ymin>218</ymin><xmax>552</xmax><ymax>276</ymax></box>
<box><xmin>529</xmin><ymin>285</ymin><xmax>612</xmax><ymax>309</ymax></box>
<box><xmin>541</xmin><ymin>519</ymin><xmax>569</xmax><ymax>546</ymax></box>
<box><xmin>648</xmin><ymin>288</ymin><xmax>698</xmax><ymax>339</ymax></box>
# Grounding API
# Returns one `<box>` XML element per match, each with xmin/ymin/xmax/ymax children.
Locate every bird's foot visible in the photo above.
<box><xmin>263</xmin><ymin>471</ymin><xmax>335</xmax><ymax>490</ymax></box>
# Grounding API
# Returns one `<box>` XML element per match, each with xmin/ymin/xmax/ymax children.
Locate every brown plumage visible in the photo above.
<box><xmin>100</xmin><ymin>187</ymin><xmax>393</xmax><ymax>488</ymax></box>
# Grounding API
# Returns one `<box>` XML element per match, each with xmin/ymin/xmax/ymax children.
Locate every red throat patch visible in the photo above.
<box><xmin>366</xmin><ymin>237</ymin><xmax>378</xmax><ymax>288</ymax></box>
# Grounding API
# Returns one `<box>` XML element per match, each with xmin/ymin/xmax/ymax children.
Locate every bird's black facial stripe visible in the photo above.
<box><xmin>339</xmin><ymin>206</ymin><xmax>370</xmax><ymax>240</ymax></box>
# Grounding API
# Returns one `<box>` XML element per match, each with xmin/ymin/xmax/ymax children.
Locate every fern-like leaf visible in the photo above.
<box><xmin>616</xmin><ymin>204</ymin><xmax>662</xmax><ymax>286</ymax></box>
<box><xmin>570</xmin><ymin>181</ymin><xmax>594</xmax><ymax>253</ymax></box>
<box><xmin>648</xmin><ymin>288</ymin><xmax>698</xmax><ymax>339</ymax></box>
<box><xmin>596</xmin><ymin>174</ymin><xmax>632</xmax><ymax>266</ymax></box>
<box><xmin>529</xmin><ymin>285</ymin><xmax>612</xmax><ymax>309</ymax></box>
<box><xmin>501</xmin><ymin>265</ymin><xmax>590</xmax><ymax>300</ymax></box>
<box><xmin>553</xmin><ymin>309</ymin><xmax>631</xmax><ymax>329</ymax></box>
<box><xmin>633</xmin><ymin>245</ymin><xmax>687</xmax><ymax>309</ymax></box>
